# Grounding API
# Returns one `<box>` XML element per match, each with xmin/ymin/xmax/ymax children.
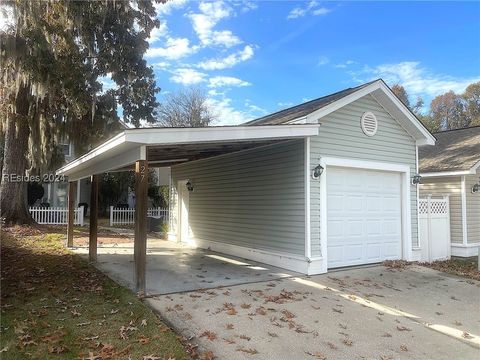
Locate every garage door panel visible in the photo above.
<box><xmin>327</xmin><ymin>194</ymin><xmax>344</xmax><ymax>212</ymax></box>
<box><xmin>344</xmin><ymin>244</ymin><xmax>364</xmax><ymax>261</ymax></box>
<box><xmin>345</xmin><ymin>195</ymin><xmax>363</xmax><ymax>211</ymax></box>
<box><xmin>366</xmin><ymin>196</ymin><xmax>382</xmax><ymax>212</ymax></box>
<box><xmin>347</xmin><ymin>220</ymin><xmax>363</xmax><ymax>236</ymax></box>
<box><xmin>327</xmin><ymin>166</ymin><xmax>402</xmax><ymax>268</ymax></box>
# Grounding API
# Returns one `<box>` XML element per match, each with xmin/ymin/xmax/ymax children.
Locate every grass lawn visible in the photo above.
<box><xmin>0</xmin><ymin>225</ymin><xmax>192</xmax><ymax>359</ymax></box>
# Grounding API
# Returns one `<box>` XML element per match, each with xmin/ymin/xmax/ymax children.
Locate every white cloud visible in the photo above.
<box><xmin>208</xmin><ymin>76</ymin><xmax>251</xmax><ymax>88</ymax></box>
<box><xmin>148</xmin><ymin>21</ymin><xmax>168</xmax><ymax>44</ymax></box>
<box><xmin>198</xmin><ymin>45</ymin><xmax>254</xmax><ymax>70</ymax></box>
<box><xmin>362</xmin><ymin>61</ymin><xmax>480</xmax><ymax>99</ymax></box>
<box><xmin>312</xmin><ymin>7</ymin><xmax>331</xmax><ymax>16</ymax></box>
<box><xmin>207</xmin><ymin>96</ymin><xmax>265</xmax><ymax>125</ymax></box>
<box><xmin>287</xmin><ymin>1</ymin><xmax>331</xmax><ymax>20</ymax></box>
<box><xmin>278</xmin><ymin>101</ymin><xmax>294</xmax><ymax>108</ymax></box>
<box><xmin>334</xmin><ymin>60</ymin><xmax>355</xmax><ymax>68</ymax></box>
<box><xmin>155</xmin><ymin>0</ymin><xmax>188</xmax><ymax>16</ymax></box>
<box><xmin>98</xmin><ymin>75</ymin><xmax>116</xmax><ymax>93</ymax></box>
<box><xmin>317</xmin><ymin>56</ymin><xmax>329</xmax><ymax>66</ymax></box>
<box><xmin>146</xmin><ymin>37</ymin><xmax>198</xmax><ymax>60</ymax></box>
<box><xmin>188</xmin><ymin>1</ymin><xmax>241</xmax><ymax>47</ymax></box>
<box><xmin>170</xmin><ymin>68</ymin><xmax>207</xmax><ymax>85</ymax></box>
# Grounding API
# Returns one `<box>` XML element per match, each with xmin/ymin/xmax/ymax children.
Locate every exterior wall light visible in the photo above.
<box><xmin>312</xmin><ymin>165</ymin><xmax>324</xmax><ymax>179</ymax></box>
<box><xmin>472</xmin><ymin>183</ymin><xmax>479</xmax><ymax>193</ymax></box>
<box><xmin>411</xmin><ymin>174</ymin><xmax>422</xmax><ymax>185</ymax></box>
<box><xmin>186</xmin><ymin>180</ymin><xmax>194</xmax><ymax>192</ymax></box>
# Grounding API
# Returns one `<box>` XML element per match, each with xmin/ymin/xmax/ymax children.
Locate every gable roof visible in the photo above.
<box><xmin>244</xmin><ymin>79</ymin><xmax>435</xmax><ymax>146</ymax></box>
<box><xmin>245</xmin><ymin>80</ymin><xmax>377</xmax><ymax>125</ymax></box>
<box><xmin>419</xmin><ymin>126</ymin><xmax>480</xmax><ymax>175</ymax></box>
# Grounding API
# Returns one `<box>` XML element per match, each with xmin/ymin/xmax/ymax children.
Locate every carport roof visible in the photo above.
<box><xmin>56</xmin><ymin>124</ymin><xmax>320</xmax><ymax>181</ymax></box>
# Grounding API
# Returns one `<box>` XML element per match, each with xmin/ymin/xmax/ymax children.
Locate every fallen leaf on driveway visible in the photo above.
<box><xmin>342</xmin><ymin>339</ymin><xmax>353</xmax><ymax>346</ymax></box>
<box><xmin>305</xmin><ymin>350</ymin><xmax>326</xmax><ymax>359</ymax></box>
<box><xmin>236</xmin><ymin>347</ymin><xmax>258</xmax><ymax>355</ymax></box>
<box><xmin>327</xmin><ymin>342</ymin><xmax>337</xmax><ymax>350</ymax></box>
<box><xmin>199</xmin><ymin>330</ymin><xmax>217</xmax><ymax>341</ymax></box>
<box><xmin>396</xmin><ymin>326</ymin><xmax>411</xmax><ymax>332</ymax></box>
<box><xmin>225</xmin><ymin>323</ymin><xmax>234</xmax><ymax>330</ymax></box>
<box><xmin>462</xmin><ymin>332</ymin><xmax>474</xmax><ymax>339</ymax></box>
<box><xmin>400</xmin><ymin>344</ymin><xmax>408</xmax><ymax>352</ymax></box>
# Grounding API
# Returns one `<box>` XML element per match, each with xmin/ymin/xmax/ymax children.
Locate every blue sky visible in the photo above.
<box><xmin>144</xmin><ymin>0</ymin><xmax>480</xmax><ymax>125</ymax></box>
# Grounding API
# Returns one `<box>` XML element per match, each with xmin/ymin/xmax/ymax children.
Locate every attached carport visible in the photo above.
<box><xmin>56</xmin><ymin>124</ymin><xmax>319</xmax><ymax>295</ymax></box>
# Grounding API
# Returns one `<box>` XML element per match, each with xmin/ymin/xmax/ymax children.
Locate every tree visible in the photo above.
<box><xmin>429</xmin><ymin>91</ymin><xmax>467</xmax><ymax>130</ymax></box>
<box><xmin>462</xmin><ymin>82</ymin><xmax>480</xmax><ymax>126</ymax></box>
<box><xmin>0</xmin><ymin>1</ymin><xmax>160</xmax><ymax>223</ymax></box>
<box><xmin>391</xmin><ymin>84</ymin><xmax>424</xmax><ymax>116</ymax></box>
<box><xmin>157</xmin><ymin>87</ymin><xmax>217</xmax><ymax>127</ymax></box>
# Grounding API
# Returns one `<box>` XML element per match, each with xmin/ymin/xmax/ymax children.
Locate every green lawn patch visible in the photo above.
<box><xmin>0</xmin><ymin>226</ymin><xmax>192</xmax><ymax>359</ymax></box>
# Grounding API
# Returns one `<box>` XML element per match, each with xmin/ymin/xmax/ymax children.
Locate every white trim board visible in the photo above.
<box><xmin>302</xmin><ymin>80</ymin><xmax>435</xmax><ymax>146</ymax></box>
<box><xmin>57</xmin><ymin>124</ymin><xmax>320</xmax><ymax>179</ymax></box>
<box><xmin>451</xmin><ymin>243</ymin><xmax>480</xmax><ymax>257</ymax></box>
<box><xmin>193</xmin><ymin>238</ymin><xmax>325</xmax><ymax>275</ymax></box>
<box><xmin>318</xmin><ymin>157</ymin><xmax>413</xmax><ymax>271</ymax></box>
<box><xmin>421</xmin><ymin>169</ymin><xmax>478</xmax><ymax>177</ymax></box>
<box><xmin>461</xmin><ymin>176</ymin><xmax>468</xmax><ymax>245</ymax></box>
<box><xmin>304</xmin><ymin>137</ymin><xmax>312</xmax><ymax>259</ymax></box>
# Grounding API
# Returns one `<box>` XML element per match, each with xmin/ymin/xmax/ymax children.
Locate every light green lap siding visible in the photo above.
<box><xmin>466</xmin><ymin>171</ymin><xmax>480</xmax><ymax>243</ymax></box>
<box><xmin>419</xmin><ymin>176</ymin><xmax>463</xmax><ymax>244</ymax></box>
<box><xmin>171</xmin><ymin>140</ymin><xmax>306</xmax><ymax>256</ymax></box>
<box><xmin>310</xmin><ymin>95</ymin><xmax>419</xmax><ymax>257</ymax></box>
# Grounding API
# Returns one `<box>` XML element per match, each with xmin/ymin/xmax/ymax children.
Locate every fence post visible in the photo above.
<box><xmin>426</xmin><ymin>195</ymin><xmax>432</xmax><ymax>262</ymax></box>
<box><xmin>110</xmin><ymin>206</ymin><xmax>114</xmax><ymax>226</ymax></box>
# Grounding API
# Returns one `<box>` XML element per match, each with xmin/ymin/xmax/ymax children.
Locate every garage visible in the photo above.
<box><xmin>327</xmin><ymin>166</ymin><xmax>403</xmax><ymax>268</ymax></box>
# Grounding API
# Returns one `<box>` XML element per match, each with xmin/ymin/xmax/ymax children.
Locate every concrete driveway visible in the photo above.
<box><xmin>72</xmin><ymin>239</ymin><xmax>298</xmax><ymax>294</ymax></box>
<box><xmin>147</xmin><ymin>265</ymin><xmax>480</xmax><ymax>360</ymax></box>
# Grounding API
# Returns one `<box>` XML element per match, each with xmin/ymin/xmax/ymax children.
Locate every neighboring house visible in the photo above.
<box><xmin>419</xmin><ymin>126</ymin><xmax>480</xmax><ymax>257</ymax></box>
<box><xmin>57</xmin><ymin>79</ymin><xmax>435</xmax><ymax>274</ymax></box>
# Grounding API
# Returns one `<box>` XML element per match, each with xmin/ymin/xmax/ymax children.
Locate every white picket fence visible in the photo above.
<box><xmin>109</xmin><ymin>206</ymin><xmax>169</xmax><ymax>226</ymax></box>
<box><xmin>29</xmin><ymin>206</ymin><xmax>84</xmax><ymax>226</ymax></box>
<box><xmin>418</xmin><ymin>196</ymin><xmax>450</xmax><ymax>262</ymax></box>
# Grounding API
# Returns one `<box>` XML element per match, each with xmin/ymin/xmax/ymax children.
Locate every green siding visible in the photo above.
<box><xmin>466</xmin><ymin>171</ymin><xmax>480</xmax><ymax>243</ymax></box>
<box><xmin>171</xmin><ymin>140</ymin><xmax>306</xmax><ymax>256</ymax></box>
<box><xmin>310</xmin><ymin>94</ymin><xmax>419</xmax><ymax>256</ymax></box>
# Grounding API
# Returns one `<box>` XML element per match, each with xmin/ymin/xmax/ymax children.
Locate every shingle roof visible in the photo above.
<box><xmin>419</xmin><ymin>126</ymin><xmax>480</xmax><ymax>173</ymax></box>
<box><xmin>245</xmin><ymin>80</ymin><xmax>379</xmax><ymax>125</ymax></box>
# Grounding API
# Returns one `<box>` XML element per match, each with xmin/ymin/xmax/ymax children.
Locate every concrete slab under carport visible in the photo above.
<box><xmin>72</xmin><ymin>239</ymin><xmax>299</xmax><ymax>295</ymax></box>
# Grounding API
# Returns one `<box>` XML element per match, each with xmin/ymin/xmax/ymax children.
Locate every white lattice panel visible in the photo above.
<box><xmin>419</xmin><ymin>200</ymin><xmax>429</xmax><ymax>215</ymax></box>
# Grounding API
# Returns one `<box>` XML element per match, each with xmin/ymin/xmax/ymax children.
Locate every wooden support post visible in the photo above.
<box><xmin>89</xmin><ymin>174</ymin><xmax>99</xmax><ymax>262</ymax></box>
<box><xmin>134</xmin><ymin>160</ymin><xmax>148</xmax><ymax>295</ymax></box>
<box><xmin>67</xmin><ymin>181</ymin><xmax>76</xmax><ymax>247</ymax></box>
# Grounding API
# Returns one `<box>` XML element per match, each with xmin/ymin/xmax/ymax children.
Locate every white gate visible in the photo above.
<box><xmin>419</xmin><ymin>196</ymin><xmax>450</xmax><ymax>262</ymax></box>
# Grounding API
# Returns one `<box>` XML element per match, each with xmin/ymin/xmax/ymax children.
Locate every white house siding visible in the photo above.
<box><xmin>465</xmin><ymin>171</ymin><xmax>480</xmax><ymax>244</ymax></box>
<box><xmin>170</xmin><ymin>140</ymin><xmax>306</xmax><ymax>256</ymax></box>
<box><xmin>419</xmin><ymin>176</ymin><xmax>464</xmax><ymax>244</ymax></box>
<box><xmin>309</xmin><ymin>94</ymin><xmax>418</xmax><ymax>257</ymax></box>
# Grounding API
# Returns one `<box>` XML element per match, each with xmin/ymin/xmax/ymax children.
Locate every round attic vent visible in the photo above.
<box><xmin>360</xmin><ymin>111</ymin><xmax>378</xmax><ymax>136</ymax></box>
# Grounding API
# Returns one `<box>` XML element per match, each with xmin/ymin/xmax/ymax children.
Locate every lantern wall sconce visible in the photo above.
<box><xmin>472</xmin><ymin>183</ymin><xmax>479</xmax><ymax>193</ymax></box>
<box><xmin>186</xmin><ymin>180</ymin><xmax>194</xmax><ymax>192</ymax></box>
<box><xmin>411</xmin><ymin>174</ymin><xmax>422</xmax><ymax>185</ymax></box>
<box><xmin>312</xmin><ymin>164</ymin><xmax>324</xmax><ymax>179</ymax></box>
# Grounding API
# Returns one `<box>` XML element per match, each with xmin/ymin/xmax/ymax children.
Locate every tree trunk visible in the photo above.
<box><xmin>0</xmin><ymin>85</ymin><xmax>32</xmax><ymax>224</ymax></box>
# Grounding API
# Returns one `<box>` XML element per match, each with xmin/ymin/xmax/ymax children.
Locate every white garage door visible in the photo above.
<box><xmin>327</xmin><ymin>166</ymin><xmax>402</xmax><ymax>268</ymax></box>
